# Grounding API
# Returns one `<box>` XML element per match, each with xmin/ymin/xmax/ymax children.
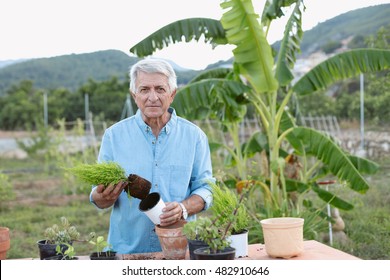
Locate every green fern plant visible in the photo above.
<box><xmin>183</xmin><ymin>181</ymin><xmax>248</xmax><ymax>253</ymax></box>
<box><xmin>66</xmin><ymin>161</ymin><xmax>127</xmax><ymax>186</ymax></box>
<box><xmin>209</xmin><ymin>182</ymin><xmax>249</xmax><ymax>234</ymax></box>
<box><xmin>66</xmin><ymin>161</ymin><xmax>151</xmax><ymax>199</ymax></box>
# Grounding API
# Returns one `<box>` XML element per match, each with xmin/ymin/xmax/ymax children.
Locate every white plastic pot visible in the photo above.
<box><xmin>227</xmin><ymin>230</ymin><xmax>248</xmax><ymax>258</ymax></box>
<box><xmin>139</xmin><ymin>192</ymin><xmax>166</xmax><ymax>225</ymax></box>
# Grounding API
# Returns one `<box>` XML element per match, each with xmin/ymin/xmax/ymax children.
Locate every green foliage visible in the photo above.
<box><xmin>66</xmin><ymin>161</ymin><xmax>127</xmax><ymax>187</ymax></box>
<box><xmin>183</xmin><ymin>181</ymin><xmax>248</xmax><ymax>253</ymax></box>
<box><xmin>88</xmin><ymin>233</ymin><xmax>113</xmax><ymax>257</ymax></box>
<box><xmin>321</xmin><ymin>41</ymin><xmax>343</xmax><ymax>54</ymax></box>
<box><xmin>43</xmin><ymin>217</ymin><xmax>81</xmax><ymax>244</ymax></box>
<box><xmin>299</xmin><ymin>4</ymin><xmax>390</xmax><ymax>55</ymax></box>
<box><xmin>209</xmin><ymin>182</ymin><xmax>249</xmax><ymax>234</ymax></box>
<box><xmin>16</xmin><ymin>121</ymin><xmax>52</xmax><ymax>156</ymax></box>
<box><xmin>0</xmin><ymin>173</ymin><xmax>15</xmax><ymax>205</ymax></box>
<box><xmin>0</xmin><ymin>50</ymin><xmax>137</xmax><ymax>94</ymax></box>
<box><xmin>183</xmin><ymin>216</ymin><xmax>231</xmax><ymax>253</ymax></box>
<box><xmin>56</xmin><ymin>243</ymin><xmax>76</xmax><ymax>260</ymax></box>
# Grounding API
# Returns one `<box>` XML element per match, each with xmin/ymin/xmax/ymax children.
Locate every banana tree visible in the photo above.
<box><xmin>129</xmin><ymin>0</ymin><xmax>390</xmax><ymax>217</ymax></box>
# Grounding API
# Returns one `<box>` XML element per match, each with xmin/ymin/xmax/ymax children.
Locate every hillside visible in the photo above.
<box><xmin>0</xmin><ymin>4</ymin><xmax>389</xmax><ymax>95</ymax></box>
<box><xmin>0</xmin><ymin>50</ymin><xmax>139</xmax><ymax>95</ymax></box>
<box><xmin>299</xmin><ymin>4</ymin><xmax>390</xmax><ymax>55</ymax></box>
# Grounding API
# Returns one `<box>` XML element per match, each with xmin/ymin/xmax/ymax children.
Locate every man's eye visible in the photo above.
<box><xmin>156</xmin><ymin>88</ymin><xmax>165</xmax><ymax>94</ymax></box>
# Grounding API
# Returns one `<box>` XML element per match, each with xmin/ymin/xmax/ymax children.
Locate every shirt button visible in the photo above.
<box><xmin>152</xmin><ymin>141</ymin><xmax>155</xmax><ymax>144</ymax></box>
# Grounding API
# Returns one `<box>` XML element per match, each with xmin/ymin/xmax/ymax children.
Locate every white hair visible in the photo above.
<box><xmin>129</xmin><ymin>58</ymin><xmax>177</xmax><ymax>93</ymax></box>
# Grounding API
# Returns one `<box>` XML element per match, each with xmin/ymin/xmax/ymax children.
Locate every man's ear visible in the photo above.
<box><xmin>170</xmin><ymin>89</ymin><xmax>177</xmax><ymax>100</ymax></box>
<box><xmin>130</xmin><ymin>90</ymin><xmax>136</xmax><ymax>99</ymax></box>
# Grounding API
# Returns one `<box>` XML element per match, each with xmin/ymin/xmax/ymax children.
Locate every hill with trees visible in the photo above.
<box><xmin>299</xmin><ymin>4</ymin><xmax>390</xmax><ymax>55</ymax></box>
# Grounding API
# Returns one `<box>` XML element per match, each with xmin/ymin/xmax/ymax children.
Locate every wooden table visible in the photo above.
<box><xmin>116</xmin><ymin>240</ymin><xmax>360</xmax><ymax>260</ymax></box>
<box><xmin>15</xmin><ymin>240</ymin><xmax>359</xmax><ymax>260</ymax></box>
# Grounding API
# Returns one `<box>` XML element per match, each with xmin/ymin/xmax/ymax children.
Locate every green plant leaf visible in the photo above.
<box><xmin>130</xmin><ymin>18</ymin><xmax>227</xmax><ymax>57</ymax></box>
<box><xmin>292</xmin><ymin>127</ymin><xmax>370</xmax><ymax>193</ymax></box>
<box><xmin>312</xmin><ymin>184</ymin><xmax>354</xmax><ymax>210</ymax></box>
<box><xmin>220</xmin><ymin>0</ymin><xmax>278</xmax><ymax>93</ymax></box>
<box><xmin>173</xmin><ymin>78</ymin><xmax>249</xmax><ymax>122</ymax></box>
<box><xmin>293</xmin><ymin>49</ymin><xmax>390</xmax><ymax>95</ymax></box>
<box><xmin>275</xmin><ymin>0</ymin><xmax>304</xmax><ymax>86</ymax></box>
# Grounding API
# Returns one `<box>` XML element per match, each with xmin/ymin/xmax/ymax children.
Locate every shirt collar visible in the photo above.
<box><xmin>135</xmin><ymin>107</ymin><xmax>177</xmax><ymax>135</ymax></box>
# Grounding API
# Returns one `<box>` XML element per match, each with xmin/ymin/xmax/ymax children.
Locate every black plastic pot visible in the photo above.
<box><xmin>37</xmin><ymin>240</ymin><xmax>71</xmax><ymax>260</ymax></box>
<box><xmin>193</xmin><ymin>246</ymin><xmax>236</xmax><ymax>260</ymax></box>
<box><xmin>89</xmin><ymin>251</ymin><xmax>117</xmax><ymax>260</ymax></box>
<box><xmin>187</xmin><ymin>239</ymin><xmax>208</xmax><ymax>260</ymax></box>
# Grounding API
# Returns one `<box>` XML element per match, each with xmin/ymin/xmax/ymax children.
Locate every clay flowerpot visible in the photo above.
<box><xmin>126</xmin><ymin>174</ymin><xmax>151</xmax><ymax>200</ymax></box>
<box><xmin>193</xmin><ymin>246</ymin><xmax>236</xmax><ymax>260</ymax></box>
<box><xmin>0</xmin><ymin>227</ymin><xmax>10</xmax><ymax>260</ymax></box>
<box><xmin>260</xmin><ymin>217</ymin><xmax>304</xmax><ymax>259</ymax></box>
<box><xmin>155</xmin><ymin>220</ymin><xmax>188</xmax><ymax>260</ymax></box>
<box><xmin>227</xmin><ymin>229</ymin><xmax>249</xmax><ymax>258</ymax></box>
<box><xmin>139</xmin><ymin>192</ymin><xmax>166</xmax><ymax>225</ymax></box>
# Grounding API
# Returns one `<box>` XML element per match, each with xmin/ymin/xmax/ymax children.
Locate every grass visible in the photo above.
<box><xmin>1</xmin><ymin>154</ymin><xmax>389</xmax><ymax>259</ymax></box>
<box><xmin>331</xmin><ymin>160</ymin><xmax>390</xmax><ymax>259</ymax></box>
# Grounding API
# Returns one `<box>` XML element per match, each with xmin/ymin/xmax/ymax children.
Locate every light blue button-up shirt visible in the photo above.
<box><xmin>90</xmin><ymin>108</ymin><xmax>214</xmax><ymax>254</ymax></box>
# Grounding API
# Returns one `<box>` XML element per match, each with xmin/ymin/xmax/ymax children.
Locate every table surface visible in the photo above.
<box><xmin>15</xmin><ymin>240</ymin><xmax>360</xmax><ymax>260</ymax></box>
<box><xmin>117</xmin><ymin>240</ymin><xmax>360</xmax><ymax>260</ymax></box>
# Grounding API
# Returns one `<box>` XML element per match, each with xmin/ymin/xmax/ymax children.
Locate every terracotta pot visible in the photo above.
<box><xmin>155</xmin><ymin>220</ymin><xmax>188</xmax><ymax>260</ymax></box>
<box><xmin>0</xmin><ymin>227</ymin><xmax>10</xmax><ymax>260</ymax></box>
<box><xmin>227</xmin><ymin>229</ymin><xmax>248</xmax><ymax>258</ymax></box>
<box><xmin>260</xmin><ymin>217</ymin><xmax>304</xmax><ymax>259</ymax></box>
<box><xmin>193</xmin><ymin>246</ymin><xmax>236</xmax><ymax>260</ymax></box>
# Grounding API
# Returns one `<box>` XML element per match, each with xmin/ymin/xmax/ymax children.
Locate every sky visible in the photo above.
<box><xmin>1</xmin><ymin>0</ymin><xmax>389</xmax><ymax>70</ymax></box>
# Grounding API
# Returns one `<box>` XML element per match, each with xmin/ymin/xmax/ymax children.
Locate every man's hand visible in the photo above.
<box><xmin>159</xmin><ymin>202</ymin><xmax>182</xmax><ymax>227</ymax></box>
<box><xmin>92</xmin><ymin>181</ymin><xmax>128</xmax><ymax>209</ymax></box>
<box><xmin>159</xmin><ymin>194</ymin><xmax>205</xmax><ymax>227</ymax></box>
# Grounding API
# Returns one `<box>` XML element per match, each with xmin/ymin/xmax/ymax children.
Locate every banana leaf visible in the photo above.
<box><xmin>293</xmin><ymin>49</ymin><xmax>390</xmax><ymax>95</ymax></box>
<box><xmin>220</xmin><ymin>0</ymin><xmax>278</xmax><ymax>93</ymax></box>
<box><xmin>130</xmin><ymin>18</ymin><xmax>227</xmax><ymax>57</ymax></box>
<box><xmin>291</xmin><ymin>127</ymin><xmax>371</xmax><ymax>193</ymax></box>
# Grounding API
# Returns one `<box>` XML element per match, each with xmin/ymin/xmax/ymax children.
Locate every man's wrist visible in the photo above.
<box><xmin>179</xmin><ymin>202</ymin><xmax>188</xmax><ymax>219</ymax></box>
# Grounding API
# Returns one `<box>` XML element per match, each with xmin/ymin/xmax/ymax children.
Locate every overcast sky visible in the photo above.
<box><xmin>1</xmin><ymin>0</ymin><xmax>389</xmax><ymax>69</ymax></box>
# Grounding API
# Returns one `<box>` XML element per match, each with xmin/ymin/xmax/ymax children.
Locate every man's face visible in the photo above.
<box><xmin>132</xmin><ymin>71</ymin><xmax>176</xmax><ymax>122</ymax></box>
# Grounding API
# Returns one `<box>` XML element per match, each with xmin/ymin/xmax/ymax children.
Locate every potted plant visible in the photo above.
<box><xmin>154</xmin><ymin>220</ymin><xmax>188</xmax><ymax>260</ymax></box>
<box><xmin>184</xmin><ymin>216</ymin><xmax>235</xmax><ymax>260</ymax></box>
<box><xmin>182</xmin><ymin>220</ymin><xmax>208</xmax><ymax>260</ymax></box>
<box><xmin>88</xmin><ymin>232</ymin><xmax>117</xmax><ymax>260</ymax></box>
<box><xmin>210</xmin><ymin>181</ymin><xmax>250</xmax><ymax>258</ymax></box>
<box><xmin>44</xmin><ymin>243</ymin><xmax>78</xmax><ymax>260</ymax></box>
<box><xmin>66</xmin><ymin>161</ymin><xmax>151</xmax><ymax>200</ymax></box>
<box><xmin>183</xmin><ymin>181</ymin><xmax>247</xmax><ymax>260</ymax></box>
<box><xmin>37</xmin><ymin>216</ymin><xmax>81</xmax><ymax>260</ymax></box>
<box><xmin>0</xmin><ymin>227</ymin><xmax>10</xmax><ymax>260</ymax></box>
